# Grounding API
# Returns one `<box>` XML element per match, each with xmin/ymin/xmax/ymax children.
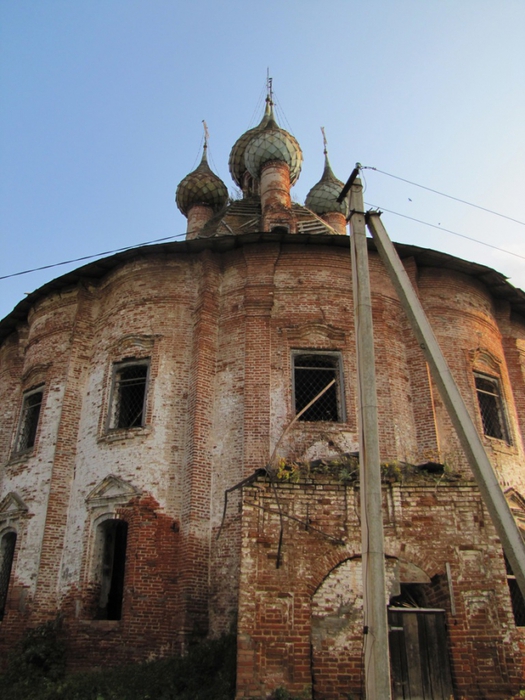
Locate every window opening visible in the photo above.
<box><xmin>293</xmin><ymin>353</ymin><xmax>343</xmax><ymax>422</ymax></box>
<box><xmin>504</xmin><ymin>554</ymin><xmax>525</xmax><ymax>626</ymax></box>
<box><xmin>15</xmin><ymin>388</ymin><xmax>43</xmax><ymax>452</ymax></box>
<box><xmin>109</xmin><ymin>361</ymin><xmax>149</xmax><ymax>429</ymax></box>
<box><xmin>0</xmin><ymin>531</ymin><xmax>17</xmax><ymax>620</ymax></box>
<box><xmin>96</xmin><ymin>520</ymin><xmax>128</xmax><ymax>620</ymax></box>
<box><xmin>389</xmin><ymin>583</ymin><xmax>428</xmax><ymax>609</ymax></box>
<box><xmin>474</xmin><ymin>373</ymin><xmax>508</xmax><ymax>441</ymax></box>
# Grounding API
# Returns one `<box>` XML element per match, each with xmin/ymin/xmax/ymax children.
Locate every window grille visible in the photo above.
<box><xmin>109</xmin><ymin>361</ymin><xmax>149</xmax><ymax>430</ymax></box>
<box><xmin>293</xmin><ymin>353</ymin><xmax>343</xmax><ymax>422</ymax></box>
<box><xmin>0</xmin><ymin>531</ymin><xmax>17</xmax><ymax>620</ymax></box>
<box><xmin>15</xmin><ymin>388</ymin><xmax>43</xmax><ymax>452</ymax></box>
<box><xmin>504</xmin><ymin>554</ymin><xmax>525</xmax><ymax>626</ymax></box>
<box><xmin>474</xmin><ymin>374</ymin><xmax>508</xmax><ymax>441</ymax></box>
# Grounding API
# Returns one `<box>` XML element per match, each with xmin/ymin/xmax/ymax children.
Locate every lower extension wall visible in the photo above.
<box><xmin>0</xmin><ymin>494</ymin><xmax>192</xmax><ymax>670</ymax></box>
<box><xmin>236</xmin><ymin>475</ymin><xmax>525</xmax><ymax>700</ymax></box>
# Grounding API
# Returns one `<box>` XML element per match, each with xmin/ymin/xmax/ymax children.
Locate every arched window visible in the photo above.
<box><xmin>0</xmin><ymin>531</ymin><xmax>17</xmax><ymax>620</ymax></box>
<box><xmin>95</xmin><ymin>519</ymin><xmax>128</xmax><ymax>620</ymax></box>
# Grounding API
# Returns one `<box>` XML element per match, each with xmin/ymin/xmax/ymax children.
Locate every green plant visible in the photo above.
<box><xmin>3</xmin><ymin>618</ymin><xmax>66</xmax><ymax>682</ymax></box>
<box><xmin>0</xmin><ymin>633</ymin><xmax>236</xmax><ymax>700</ymax></box>
<box><xmin>276</xmin><ymin>459</ymin><xmax>300</xmax><ymax>483</ymax></box>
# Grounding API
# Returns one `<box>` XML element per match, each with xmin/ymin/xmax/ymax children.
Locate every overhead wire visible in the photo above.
<box><xmin>2</xmin><ymin>164</ymin><xmax>524</xmax><ymax>284</ymax></box>
<box><xmin>0</xmin><ymin>232</ymin><xmax>188</xmax><ymax>281</ymax></box>
<box><xmin>363</xmin><ymin>202</ymin><xmax>525</xmax><ymax>262</ymax></box>
<box><xmin>361</xmin><ymin>166</ymin><xmax>525</xmax><ymax>227</ymax></box>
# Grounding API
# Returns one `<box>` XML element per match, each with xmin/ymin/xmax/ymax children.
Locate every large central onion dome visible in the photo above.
<box><xmin>244</xmin><ymin>110</ymin><xmax>302</xmax><ymax>185</ymax></box>
<box><xmin>305</xmin><ymin>152</ymin><xmax>347</xmax><ymax>216</ymax></box>
<box><xmin>176</xmin><ymin>145</ymin><xmax>228</xmax><ymax>216</ymax></box>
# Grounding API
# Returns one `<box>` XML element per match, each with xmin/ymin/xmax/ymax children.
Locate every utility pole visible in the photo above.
<box><xmin>366</xmin><ymin>211</ymin><xmax>525</xmax><ymax>600</ymax></box>
<box><xmin>348</xmin><ymin>180</ymin><xmax>392</xmax><ymax>699</ymax></box>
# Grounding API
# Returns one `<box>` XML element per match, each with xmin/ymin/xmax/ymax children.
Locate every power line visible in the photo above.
<box><xmin>0</xmin><ymin>233</ymin><xmax>187</xmax><ymax>281</ymax></box>
<box><xmin>364</xmin><ymin>202</ymin><xmax>525</xmax><ymax>261</ymax></box>
<box><xmin>361</xmin><ymin>166</ymin><xmax>525</xmax><ymax>227</ymax></box>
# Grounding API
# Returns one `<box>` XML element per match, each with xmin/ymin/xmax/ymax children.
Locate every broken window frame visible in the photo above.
<box><xmin>474</xmin><ymin>372</ymin><xmax>510</xmax><ymax>443</ymax></box>
<box><xmin>291</xmin><ymin>351</ymin><xmax>345</xmax><ymax>423</ymax></box>
<box><xmin>106</xmin><ymin>359</ymin><xmax>150</xmax><ymax>431</ymax></box>
<box><xmin>0</xmin><ymin>530</ymin><xmax>17</xmax><ymax>620</ymax></box>
<box><xmin>14</xmin><ymin>386</ymin><xmax>44</xmax><ymax>454</ymax></box>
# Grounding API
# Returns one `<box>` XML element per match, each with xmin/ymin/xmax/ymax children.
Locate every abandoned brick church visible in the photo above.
<box><xmin>1</xmin><ymin>96</ymin><xmax>525</xmax><ymax>699</ymax></box>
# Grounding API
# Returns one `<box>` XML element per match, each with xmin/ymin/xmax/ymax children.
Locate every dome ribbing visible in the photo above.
<box><xmin>176</xmin><ymin>146</ymin><xmax>228</xmax><ymax>217</ymax></box>
<box><xmin>244</xmin><ymin>114</ymin><xmax>302</xmax><ymax>185</ymax></box>
<box><xmin>305</xmin><ymin>153</ymin><xmax>347</xmax><ymax>216</ymax></box>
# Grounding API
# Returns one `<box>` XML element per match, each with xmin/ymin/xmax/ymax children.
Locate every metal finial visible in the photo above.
<box><xmin>266</xmin><ymin>69</ymin><xmax>273</xmax><ymax>105</ymax></box>
<box><xmin>321</xmin><ymin>126</ymin><xmax>328</xmax><ymax>155</ymax></box>
<box><xmin>202</xmin><ymin>120</ymin><xmax>209</xmax><ymax>149</ymax></box>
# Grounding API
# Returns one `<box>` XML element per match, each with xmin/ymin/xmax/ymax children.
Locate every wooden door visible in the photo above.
<box><xmin>388</xmin><ymin>608</ymin><xmax>454</xmax><ymax>699</ymax></box>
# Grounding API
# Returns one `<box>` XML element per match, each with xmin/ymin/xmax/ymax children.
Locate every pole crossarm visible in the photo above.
<box><xmin>366</xmin><ymin>211</ymin><xmax>525</xmax><ymax>599</ymax></box>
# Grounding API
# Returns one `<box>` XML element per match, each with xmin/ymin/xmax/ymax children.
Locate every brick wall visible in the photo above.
<box><xmin>237</xmin><ymin>477</ymin><xmax>525</xmax><ymax>699</ymax></box>
<box><xmin>0</xmin><ymin>238</ymin><xmax>524</xmax><ymax>695</ymax></box>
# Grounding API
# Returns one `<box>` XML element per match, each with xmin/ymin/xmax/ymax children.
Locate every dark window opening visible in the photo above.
<box><xmin>293</xmin><ymin>353</ymin><xmax>342</xmax><ymax>422</ymax></box>
<box><xmin>0</xmin><ymin>531</ymin><xmax>17</xmax><ymax>620</ymax></box>
<box><xmin>389</xmin><ymin>583</ymin><xmax>429</xmax><ymax>609</ymax></box>
<box><xmin>504</xmin><ymin>554</ymin><xmax>525</xmax><ymax>626</ymax></box>
<box><xmin>110</xmin><ymin>362</ymin><xmax>149</xmax><ymax>429</ymax></box>
<box><xmin>475</xmin><ymin>374</ymin><xmax>508</xmax><ymax>441</ymax></box>
<box><xmin>16</xmin><ymin>389</ymin><xmax>43</xmax><ymax>452</ymax></box>
<box><xmin>96</xmin><ymin>520</ymin><xmax>128</xmax><ymax>620</ymax></box>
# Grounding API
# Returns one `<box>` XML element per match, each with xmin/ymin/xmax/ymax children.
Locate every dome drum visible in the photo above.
<box><xmin>186</xmin><ymin>204</ymin><xmax>217</xmax><ymax>240</ymax></box>
<box><xmin>260</xmin><ymin>160</ymin><xmax>292</xmax><ymax>218</ymax></box>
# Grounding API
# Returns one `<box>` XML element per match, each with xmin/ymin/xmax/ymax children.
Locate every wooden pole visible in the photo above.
<box><xmin>366</xmin><ymin>211</ymin><xmax>525</xmax><ymax>599</ymax></box>
<box><xmin>349</xmin><ymin>181</ymin><xmax>392</xmax><ymax>699</ymax></box>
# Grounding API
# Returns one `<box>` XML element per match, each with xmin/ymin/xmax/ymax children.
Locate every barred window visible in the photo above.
<box><xmin>0</xmin><ymin>531</ymin><xmax>17</xmax><ymax>620</ymax></box>
<box><xmin>474</xmin><ymin>373</ymin><xmax>508</xmax><ymax>441</ymax></box>
<box><xmin>293</xmin><ymin>352</ymin><xmax>344</xmax><ymax>422</ymax></box>
<box><xmin>504</xmin><ymin>554</ymin><xmax>525</xmax><ymax>626</ymax></box>
<box><xmin>108</xmin><ymin>361</ymin><xmax>149</xmax><ymax>430</ymax></box>
<box><xmin>15</xmin><ymin>388</ymin><xmax>43</xmax><ymax>453</ymax></box>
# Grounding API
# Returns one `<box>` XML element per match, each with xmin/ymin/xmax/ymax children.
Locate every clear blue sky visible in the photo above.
<box><xmin>1</xmin><ymin>1</ymin><xmax>524</xmax><ymax>320</ymax></box>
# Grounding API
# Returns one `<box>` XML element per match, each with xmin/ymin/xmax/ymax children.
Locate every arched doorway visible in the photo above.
<box><xmin>311</xmin><ymin>558</ymin><xmax>454</xmax><ymax>699</ymax></box>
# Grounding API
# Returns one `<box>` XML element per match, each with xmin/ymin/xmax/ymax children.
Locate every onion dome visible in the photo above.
<box><xmin>244</xmin><ymin>110</ymin><xmax>303</xmax><ymax>185</ymax></box>
<box><xmin>176</xmin><ymin>144</ymin><xmax>228</xmax><ymax>217</ymax></box>
<box><xmin>228</xmin><ymin>100</ymin><xmax>273</xmax><ymax>188</ymax></box>
<box><xmin>305</xmin><ymin>151</ymin><xmax>347</xmax><ymax>216</ymax></box>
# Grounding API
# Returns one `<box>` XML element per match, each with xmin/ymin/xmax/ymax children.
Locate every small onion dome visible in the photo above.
<box><xmin>244</xmin><ymin>111</ymin><xmax>303</xmax><ymax>186</ymax></box>
<box><xmin>305</xmin><ymin>154</ymin><xmax>347</xmax><ymax>216</ymax></box>
<box><xmin>228</xmin><ymin>100</ymin><xmax>273</xmax><ymax>188</ymax></box>
<box><xmin>176</xmin><ymin>146</ymin><xmax>228</xmax><ymax>217</ymax></box>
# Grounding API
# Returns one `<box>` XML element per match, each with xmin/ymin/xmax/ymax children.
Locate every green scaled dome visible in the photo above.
<box><xmin>305</xmin><ymin>154</ymin><xmax>347</xmax><ymax>216</ymax></box>
<box><xmin>244</xmin><ymin>113</ymin><xmax>303</xmax><ymax>185</ymax></box>
<box><xmin>228</xmin><ymin>100</ymin><xmax>272</xmax><ymax>188</ymax></box>
<box><xmin>176</xmin><ymin>146</ymin><xmax>228</xmax><ymax>216</ymax></box>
